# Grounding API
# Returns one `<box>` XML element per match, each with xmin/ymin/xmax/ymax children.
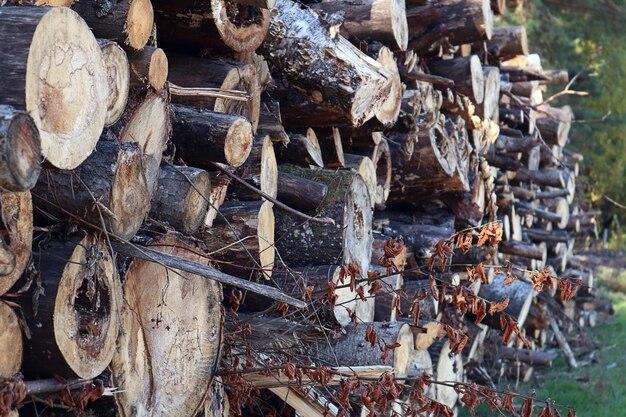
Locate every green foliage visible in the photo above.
<box><xmin>502</xmin><ymin>1</ymin><xmax>626</xmax><ymax>248</ymax></box>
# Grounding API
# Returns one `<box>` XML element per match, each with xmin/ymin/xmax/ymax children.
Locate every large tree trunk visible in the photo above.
<box><xmin>19</xmin><ymin>233</ymin><xmax>121</xmax><ymax>379</ymax></box>
<box><xmin>199</xmin><ymin>200</ymin><xmax>275</xmax><ymax>280</ymax></box>
<box><xmin>97</xmin><ymin>39</ymin><xmax>130</xmax><ymax>127</ymax></box>
<box><xmin>0</xmin><ymin>301</ymin><xmax>23</xmax><ymax>377</ymax></box>
<box><xmin>0</xmin><ymin>6</ymin><xmax>108</xmax><ymax>169</ymax></box>
<box><xmin>275</xmin><ymin>165</ymin><xmax>373</xmax><ymax>277</ymax></box>
<box><xmin>0</xmin><ymin>105</ymin><xmax>41</xmax><ymax>192</ymax></box>
<box><xmin>72</xmin><ymin>0</ymin><xmax>154</xmax><ymax>50</ymax></box>
<box><xmin>33</xmin><ymin>141</ymin><xmax>151</xmax><ymax>240</ymax></box>
<box><xmin>0</xmin><ymin>191</ymin><xmax>33</xmax><ymax>296</ymax></box>
<box><xmin>111</xmin><ymin>233</ymin><xmax>223</xmax><ymax>417</ymax></box>
<box><xmin>261</xmin><ymin>0</ymin><xmax>393</xmax><ymax>127</ymax></box>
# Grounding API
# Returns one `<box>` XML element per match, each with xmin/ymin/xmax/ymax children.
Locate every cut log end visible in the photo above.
<box><xmin>258</xmin><ymin>135</ymin><xmax>278</xmax><ymax>199</ymax></box>
<box><xmin>470</xmin><ymin>55</ymin><xmax>486</xmax><ymax>104</ymax></box>
<box><xmin>0</xmin><ymin>109</ymin><xmax>42</xmax><ymax>192</ymax></box>
<box><xmin>375</xmin><ymin>47</ymin><xmax>403</xmax><ymax>126</ymax></box>
<box><xmin>126</xmin><ymin>0</ymin><xmax>155</xmax><ymax>50</ymax></box>
<box><xmin>214</xmin><ymin>63</ymin><xmax>261</xmax><ymax>131</ymax></box>
<box><xmin>0</xmin><ymin>301</ymin><xmax>23</xmax><ymax>376</ymax></box>
<box><xmin>258</xmin><ymin>200</ymin><xmax>275</xmax><ymax>280</ymax></box>
<box><xmin>305</xmin><ymin>128</ymin><xmax>324</xmax><ymax>168</ymax></box>
<box><xmin>211</xmin><ymin>0</ymin><xmax>271</xmax><ymax>52</ymax></box>
<box><xmin>226</xmin><ymin>118</ymin><xmax>254</xmax><ymax>167</ymax></box>
<box><xmin>26</xmin><ymin>7</ymin><xmax>108</xmax><ymax>169</ymax></box>
<box><xmin>0</xmin><ymin>191</ymin><xmax>33</xmax><ymax>296</ymax></box>
<box><xmin>148</xmin><ymin>48</ymin><xmax>169</xmax><ymax>90</ymax></box>
<box><xmin>388</xmin><ymin>0</ymin><xmax>409</xmax><ymax>51</ymax></box>
<box><xmin>394</xmin><ymin>323</ymin><xmax>414</xmax><ymax>379</ymax></box>
<box><xmin>99</xmin><ymin>40</ymin><xmax>130</xmax><ymax>127</ymax></box>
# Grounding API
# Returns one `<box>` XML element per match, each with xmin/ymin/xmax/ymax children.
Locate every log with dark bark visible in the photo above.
<box><xmin>428</xmin><ymin>55</ymin><xmax>485</xmax><ymax>105</ymax></box>
<box><xmin>18</xmin><ymin>233</ymin><xmax>120</xmax><ymax>379</ymax></box>
<box><xmin>0</xmin><ymin>191</ymin><xmax>33</xmax><ymax>296</ymax></box>
<box><xmin>495</xmin><ymin>133</ymin><xmax>538</xmax><ymax>153</ymax></box>
<box><xmin>511</xmin><ymin>168</ymin><xmax>568</xmax><ymax>188</ymax></box>
<box><xmin>275</xmin><ymin>129</ymin><xmax>324</xmax><ymax>168</ymax></box>
<box><xmin>498</xmin><ymin>346</ymin><xmax>557</xmax><ymax>366</ymax></box>
<box><xmin>168</xmin><ymin>55</ymin><xmax>261</xmax><ymax>130</ymax></box>
<box><xmin>149</xmin><ymin>164</ymin><xmax>211</xmax><ymax>235</ymax></box>
<box><xmin>72</xmin><ymin>0</ymin><xmax>154</xmax><ymax>49</ymax></box>
<box><xmin>111</xmin><ymin>233</ymin><xmax>223</xmax><ymax>417</ymax></box>
<box><xmin>499</xmin><ymin>240</ymin><xmax>547</xmax><ymax>262</ymax></box>
<box><xmin>0</xmin><ymin>6</ymin><xmax>108</xmax><ymax>170</ymax></box>
<box><xmin>277</xmin><ymin>172</ymin><xmax>328</xmax><ymax>212</ymax></box>
<box><xmin>33</xmin><ymin>141</ymin><xmax>151</xmax><ymax>240</ymax></box>
<box><xmin>318</xmin><ymin>127</ymin><xmax>346</xmax><ymax>168</ymax></box>
<box><xmin>257</xmin><ymin>102</ymin><xmax>290</xmax><ymax>146</ymax></box>
<box><xmin>125</xmin><ymin>46</ymin><xmax>168</xmax><ymax>91</ymax></box>
<box><xmin>153</xmin><ymin>0</ymin><xmax>271</xmax><ymax>53</ymax></box>
<box><xmin>539</xmin><ymin>69</ymin><xmax>570</xmax><ymax>86</ymax></box>
<box><xmin>275</xmin><ymin>165</ymin><xmax>373</xmax><ymax>277</ymax></box>
<box><xmin>231</xmin><ymin>134</ymin><xmax>278</xmax><ymax>200</ymax></box>
<box><xmin>535</xmin><ymin>105</ymin><xmax>572</xmax><ymax>147</ymax></box>
<box><xmin>525</xmin><ymin>228</ymin><xmax>570</xmax><ymax>244</ymax></box>
<box><xmin>406</xmin><ymin>0</ymin><xmax>494</xmax><ymax>52</ymax></box>
<box><xmin>204</xmin><ymin>169</ymin><xmax>231</xmax><ymax>228</ymax></box>
<box><xmin>97</xmin><ymin>39</ymin><xmax>130</xmax><ymax>127</ymax></box>
<box><xmin>310</xmin><ymin>0</ymin><xmax>408</xmax><ymax>51</ymax></box>
<box><xmin>0</xmin><ymin>301</ymin><xmax>22</xmax><ymax>377</ymax></box>
<box><xmin>171</xmin><ymin>105</ymin><xmax>254</xmax><ymax>168</ymax></box>
<box><xmin>199</xmin><ymin>200</ymin><xmax>275</xmax><ymax>280</ymax></box>
<box><xmin>261</xmin><ymin>0</ymin><xmax>393</xmax><ymax>127</ymax></box>
<box><xmin>479</xmin><ymin>273</ymin><xmax>536</xmax><ymax>328</ymax></box>
<box><xmin>0</xmin><ymin>105</ymin><xmax>41</xmax><ymax>192</ymax></box>
<box><xmin>479</xmin><ymin>25</ymin><xmax>528</xmax><ymax>61</ymax></box>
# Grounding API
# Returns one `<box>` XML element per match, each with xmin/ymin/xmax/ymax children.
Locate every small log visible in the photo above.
<box><xmin>275</xmin><ymin>165</ymin><xmax>373</xmax><ymax>277</ymax></box>
<box><xmin>373</xmin><ymin>47</ymin><xmax>403</xmax><ymax>126</ymax></box>
<box><xmin>277</xmin><ymin>172</ymin><xmax>328</xmax><ymax>212</ymax></box>
<box><xmin>168</xmin><ymin>55</ymin><xmax>261</xmax><ymax>130</ymax></box>
<box><xmin>535</xmin><ymin>105</ymin><xmax>573</xmax><ymax>147</ymax></box>
<box><xmin>477</xmin><ymin>66</ymin><xmax>500</xmax><ymax>122</ymax></box>
<box><xmin>375</xmin><ymin>279</ymin><xmax>439</xmax><ymax>322</ymax></box>
<box><xmin>231</xmin><ymin>134</ymin><xmax>278</xmax><ymax>200</ymax></box>
<box><xmin>318</xmin><ymin>127</ymin><xmax>346</xmax><ymax>168</ymax></box>
<box><xmin>428</xmin><ymin>55</ymin><xmax>485</xmax><ymax>105</ymax></box>
<box><xmin>261</xmin><ymin>0</ymin><xmax>393</xmax><ymax>127</ymax></box>
<box><xmin>125</xmin><ymin>46</ymin><xmax>168</xmax><ymax>91</ymax></box>
<box><xmin>257</xmin><ymin>102</ymin><xmax>290</xmax><ymax>146</ymax></box>
<box><xmin>344</xmin><ymin>154</ymin><xmax>377</xmax><ymax>207</ymax></box>
<box><xmin>204</xmin><ymin>169</ymin><xmax>231</xmax><ymax>228</ymax></box>
<box><xmin>498</xmin><ymin>346</ymin><xmax>557</xmax><ymax>366</ymax></box>
<box><xmin>199</xmin><ymin>200</ymin><xmax>275</xmax><ymax>280</ymax></box>
<box><xmin>515</xmin><ymin>201</ymin><xmax>565</xmax><ymax>227</ymax></box>
<box><xmin>525</xmin><ymin>228</ymin><xmax>570</xmax><ymax>244</ymax></box>
<box><xmin>97</xmin><ymin>39</ymin><xmax>130</xmax><ymax>127</ymax></box>
<box><xmin>33</xmin><ymin>141</ymin><xmax>151</xmax><ymax>240</ymax></box>
<box><xmin>539</xmin><ymin>69</ymin><xmax>570</xmax><ymax>86</ymax></box>
<box><xmin>19</xmin><ymin>233</ymin><xmax>120</xmax><ymax>379</ymax></box>
<box><xmin>0</xmin><ymin>6</ymin><xmax>108</xmax><ymax>170</ymax></box>
<box><xmin>0</xmin><ymin>191</ymin><xmax>32</xmax><ymax>296</ymax></box>
<box><xmin>112</xmin><ymin>234</ymin><xmax>223</xmax><ymax>417</ymax></box>
<box><xmin>149</xmin><ymin>164</ymin><xmax>211</xmax><ymax>235</ymax></box>
<box><xmin>153</xmin><ymin>0</ymin><xmax>270</xmax><ymax>53</ymax></box>
<box><xmin>276</xmin><ymin>129</ymin><xmax>324</xmax><ymax>168</ymax></box>
<box><xmin>0</xmin><ymin>105</ymin><xmax>41</xmax><ymax>191</ymax></box>
<box><xmin>480</xmin><ymin>25</ymin><xmax>528</xmax><ymax>61</ymax></box>
<box><xmin>499</xmin><ymin>240</ymin><xmax>547</xmax><ymax>262</ymax></box>
<box><xmin>495</xmin><ymin>133</ymin><xmax>538</xmax><ymax>153</ymax></box>
<box><xmin>310</xmin><ymin>0</ymin><xmax>408</xmax><ymax>51</ymax></box>
<box><xmin>171</xmin><ymin>105</ymin><xmax>253</xmax><ymax>168</ymax></box>
<box><xmin>72</xmin><ymin>0</ymin><xmax>154</xmax><ymax>49</ymax></box>
<box><xmin>0</xmin><ymin>301</ymin><xmax>22</xmax><ymax>376</ymax></box>
<box><xmin>548</xmin><ymin>315</ymin><xmax>578</xmax><ymax>368</ymax></box>
<box><xmin>511</xmin><ymin>168</ymin><xmax>568</xmax><ymax>188</ymax></box>
<box><xmin>406</xmin><ymin>0</ymin><xmax>494</xmax><ymax>51</ymax></box>
<box><xmin>479</xmin><ymin>273</ymin><xmax>536</xmax><ymax>327</ymax></box>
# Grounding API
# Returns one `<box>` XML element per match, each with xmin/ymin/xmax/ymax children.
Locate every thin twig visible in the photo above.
<box><xmin>168</xmin><ymin>82</ymin><xmax>250</xmax><ymax>101</ymax></box>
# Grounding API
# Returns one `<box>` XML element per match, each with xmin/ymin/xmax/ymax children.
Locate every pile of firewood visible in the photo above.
<box><xmin>0</xmin><ymin>0</ymin><xmax>607</xmax><ymax>416</ymax></box>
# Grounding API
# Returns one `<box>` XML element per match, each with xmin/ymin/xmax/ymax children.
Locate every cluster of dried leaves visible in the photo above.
<box><xmin>0</xmin><ymin>376</ymin><xmax>26</xmax><ymax>417</ymax></box>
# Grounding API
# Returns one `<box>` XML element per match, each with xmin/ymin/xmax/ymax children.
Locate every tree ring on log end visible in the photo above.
<box><xmin>5</xmin><ymin>112</ymin><xmax>42</xmax><ymax>191</ymax></box>
<box><xmin>225</xmin><ymin>117</ymin><xmax>254</xmax><ymax>167</ymax></box>
<box><xmin>343</xmin><ymin>174</ymin><xmax>373</xmax><ymax>276</ymax></box>
<box><xmin>214</xmin><ymin>63</ymin><xmax>261</xmax><ymax>132</ymax></box>
<box><xmin>54</xmin><ymin>234</ymin><xmax>119</xmax><ymax>378</ymax></box>
<box><xmin>126</xmin><ymin>0</ymin><xmax>155</xmax><ymax>50</ymax></box>
<box><xmin>26</xmin><ymin>7</ymin><xmax>108</xmax><ymax>169</ymax></box>
<box><xmin>211</xmin><ymin>0</ymin><xmax>270</xmax><ymax>52</ymax></box>
<box><xmin>148</xmin><ymin>48</ymin><xmax>168</xmax><ymax>90</ymax></box>
<box><xmin>394</xmin><ymin>323</ymin><xmax>414</xmax><ymax>379</ymax></box>
<box><xmin>0</xmin><ymin>301</ymin><xmax>23</xmax><ymax>375</ymax></box>
<box><xmin>257</xmin><ymin>200</ymin><xmax>275</xmax><ymax>280</ymax></box>
<box><xmin>469</xmin><ymin>55</ymin><xmax>485</xmax><ymax>105</ymax></box>
<box><xmin>305</xmin><ymin>128</ymin><xmax>324</xmax><ymax>168</ymax></box>
<box><xmin>375</xmin><ymin>47</ymin><xmax>403</xmax><ymax>126</ymax></box>
<box><xmin>259</xmin><ymin>135</ymin><xmax>278</xmax><ymax>198</ymax></box>
<box><xmin>99</xmin><ymin>41</ymin><xmax>130</xmax><ymax>127</ymax></box>
<box><xmin>389</xmin><ymin>0</ymin><xmax>409</xmax><ymax>51</ymax></box>
<box><xmin>482</xmin><ymin>0</ymin><xmax>494</xmax><ymax>40</ymax></box>
<box><xmin>0</xmin><ymin>192</ymin><xmax>33</xmax><ymax>296</ymax></box>
<box><xmin>183</xmin><ymin>170</ymin><xmax>211</xmax><ymax>235</ymax></box>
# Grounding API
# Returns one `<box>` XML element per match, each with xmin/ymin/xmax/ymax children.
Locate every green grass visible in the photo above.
<box><xmin>459</xmin><ymin>300</ymin><xmax>626</xmax><ymax>417</ymax></box>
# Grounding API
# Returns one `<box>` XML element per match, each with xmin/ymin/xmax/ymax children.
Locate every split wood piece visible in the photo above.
<box><xmin>204</xmin><ymin>169</ymin><xmax>232</xmax><ymax>228</ymax></box>
<box><xmin>498</xmin><ymin>346</ymin><xmax>557</xmax><ymax>366</ymax></box>
<box><xmin>313</xmin><ymin>322</ymin><xmax>414</xmax><ymax>379</ymax></box>
<box><xmin>277</xmin><ymin>172</ymin><xmax>328</xmax><ymax>212</ymax></box>
<box><xmin>111</xmin><ymin>234</ymin><xmax>223</xmax><ymax>417</ymax></box>
<box><xmin>499</xmin><ymin>240</ymin><xmax>547</xmax><ymax>262</ymax></box>
<box><xmin>149</xmin><ymin>164</ymin><xmax>211</xmax><ymax>235</ymax></box>
<box><xmin>171</xmin><ymin>105</ymin><xmax>253</xmax><ymax>168</ymax></box>
<box><xmin>535</xmin><ymin>105</ymin><xmax>573</xmax><ymax>147</ymax></box>
<box><xmin>125</xmin><ymin>46</ymin><xmax>168</xmax><ymax>91</ymax></box>
<box><xmin>374</xmin><ymin>279</ymin><xmax>439</xmax><ymax>322</ymax></box>
<box><xmin>0</xmin><ymin>192</ymin><xmax>33</xmax><ymax>296</ymax></box>
<box><xmin>525</xmin><ymin>145</ymin><xmax>542</xmax><ymax>171</ymax></box>
<box><xmin>105</xmin><ymin>90</ymin><xmax>170</xmax><ymax>196</ymax></box>
<box><xmin>261</xmin><ymin>0</ymin><xmax>393</xmax><ymax>127</ymax></box>
<box><xmin>539</xmin><ymin>69</ymin><xmax>570</xmax><ymax>86</ymax></box>
<box><xmin>548</xmin><ymin>315</ymin><xmax>578</xmax><ymax>368</ymax></box>
<box><xmin>374</xmin><ymin>47</ymin><xmax>403</xmax><ymax>126</ymax></box>
<box><xmin>317</xmin><ymin>128</ymin><xmax>346</xmax><ymax>168</ymax></box>
<box><xmin>275</xmin><ymin>129</ymin><xmax>324</xmax><ymax>168</ymax></box>
<box><xmin>479</xmin><ymin>273</ymin><xmax>536</xmax><ymax>328</ymax></box>
<box><xmin>344</xmin><ymin>154</ymin><xmax>377</xmax><ymax>207</ymax></box>
<box><xmin>428</xmin><ymin>340</ymin><xmax>464</xmax><ymax>410</ymax></box>
<box><xmin>480</xmin><ymin>25</ymin><xmax>528</xmax><ymax>61</ymax></box>
<box><xmin>231</xmin><ymin>134</ymin><xmax>278</xmax><ymax>200</ymax></box>
<box><xmin>496</xmin><ymin>133</ymin><xmax>538</xmax><ymax>153</ymax></box>
<box><xmin>33</xmin><ymin>141</ymin><xmax>150</xmax><ymax>240</ymax></box>
<box><xmin>72</xmin><ymin>0</ymin><xmax>153</xmax><ymax>49</ymax></box>
<box><xmin>477</xmin><ymin>66</ymin><xmax>500</xmax><ymax>123</ymax></box>
<box><xmin>428</xmin><ymin>55</ymin><xmax>485</xmax><ymax>105</ymax></box>
<box><xmin>310</xmin><ymin>0</ymin><xmax>408</xmax><ymax>51</ymax></box>
<box><xmin>0</xmin><ymin>7</ymin><xmax>107</xmax><ymax>170</ymax></box>
<box><xmin>97</xmin><ymin>40</ymin><xmax>130</xmax><ymax>127</ymax></box>
<box><xmin>168</xmin><ymin>55</ymin><xmax>261</xmax><ymax>130</ymax></box>
<box><xmin>0</xmin><ymin>301</ymin><xmax>22</xmax><ymax>377</ymax></box>
<box><xmin>153</xmin><ymin>0</ymin><xmax>270</xmax><ymax>53</ymax></box>
<box><xmin>406</xmin><ymin>0</ymin><xmax>494</xmax><ymax>52</ymax></box>
<box><xmin>199</xmin><ymin>200</ymin><xmax>274</xmax><ymax>280</ymax></box>
<box><xmin>257</xmin><ymin>102</ymin><xmax>290</xmax><ymax>146</ymax></box>
<box><xmin>0</xmin><ymin>105</ymin><xmax>41</xmax><ymax>192</ymax></box>
<box><xmin>18</xmin><ymin>233</ymin><xmax>120</xmax><ymax>379</ymax></box>
<box><xmin>490</xmin><ymin>0</ymin><xmax>506</xmax><ymax>14</ymax></box>
<box><xmin>511</xmin><ymin>168</ymin><xmax>568</xmax><ymax>188</ymax></box>
<box><xmin>275</xmin><ymin>165</ymin><xmax>373</xmax><ymax>277</ymax></box>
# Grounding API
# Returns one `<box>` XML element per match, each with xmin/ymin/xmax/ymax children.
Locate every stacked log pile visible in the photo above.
<box><xmin>0</xmin><ymin>1</ymin><xmax>607</xmax><ymax>417</ymax></box>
